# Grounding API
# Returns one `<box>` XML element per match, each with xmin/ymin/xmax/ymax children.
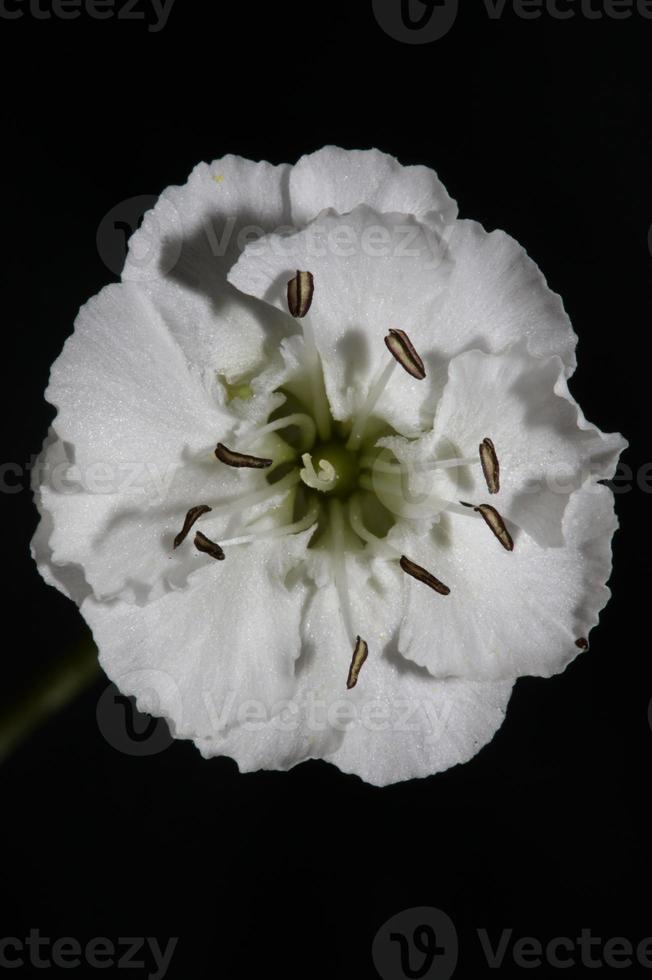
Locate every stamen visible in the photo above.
<box><xmin>286</xmin><ymin>271</ymin><xmax>331</xmax><ymax>441</ymax></box>
<box><xmin>299</xmin><ymin>453</ymin><xmax>337</xmax><ymax>493</ymax></box>
<box><xmin>193</xmin><ymin>531</ymin><xmax>225</xmax><ymax>561</ymax></box>
<box><xmin>242</xmin><ymin>413</ymin><xmax>316</xmax><ymax>453</ymax></box>
<box><xmin>173</xmin><ymin>504</ymin><xmax>212</xmax><ymax>549</ymax></box>
<box><xmin>475</xmin><ymin>504</ymin><xmax>514</xmax><ymax>552</ymax></box>
<box><xmin>479</xmin><ymin>437</ymin><xmax>500</xmax><ymax>494</ymax></box>
<box><xmin>575</xmin><ymin>637</ymin><xmax>589</xmax><ymax>650</ymax></box>
<box><xmin>215</xmin><ymin>443</ymin><xmax>272</xmax><ymax>469</ymax></box>
<box><xmin>399</xmin><ymin>556</ymin><xmax>450</xmax><ymax>595</ymax></box>
<box><xmin>346</xmin><ymin>359</ymin><xmax>396</xmax><ymax>451</ymax></box>
<box><xmin>384</xmin><ymin>329</ymin><xmax>426</xmax><ymax>380</ymax></box>
<box><xmin>287</xmin><ymin>270</ymin><xmax>314</xmax><ymax>319</ymax></box>
<box><xmin>346</xmin><ymin>636</ymin><xmax>369</xmax><ymax>690</ymax></box>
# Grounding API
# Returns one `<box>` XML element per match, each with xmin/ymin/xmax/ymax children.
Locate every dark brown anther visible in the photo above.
<box><xmin>194</xmin><ymin>531</ymin><xmax>225</xmax><ymax>561</ymax></box>
<box><xmin>575</xmin><ymin>637</ymin><xmax>589</xmax><ymax>650</ymax></box>
<box><xmin>479</xmin><ymin>437</ymin><xmax>500</xmax><ymax>495</ymax></box>
<box><xmin>476</xmin><ymin>504</ymin><xmax>514</xmax><ymax>552</ymax></box>
<box><xmin>346</xmin><ymin>636</ymin><xmax>368</xmax><ymax>690</ymax></box>
<box><xmin>287</xmin><ymin>270</ymin><xmax>315</xmax><ymax>318</ymax></box>
<box><xmin>400</xmin><ymin>556</ymin><xmax>450</xmax><ymax>596</ymax></box>
<box><xmin>215</xmin><ymin>443</ymin><xmax>273</xmax><ymax>469</ymax></box>
<box><xmin>173</xmin><ymin>505</ymin><xmax>212</xmax><ymax>549</ymax></box>
<box><xmin>384</xmin><ymin>329</ymin><xmax>426</xmax><ymax>380</ymax></box>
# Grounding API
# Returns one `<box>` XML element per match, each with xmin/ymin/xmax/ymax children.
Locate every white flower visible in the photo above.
<box><xmin>32</xmin><ymin>147</ymin><xmax>626</xmax><ymax>786</ymax></box>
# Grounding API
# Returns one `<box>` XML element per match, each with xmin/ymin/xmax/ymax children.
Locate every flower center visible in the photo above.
<box><xmin>300</xmin><ymin>441</ymin><xmax>360</xmax><ymax>498</ymax></box>
<box><xmin>173</xmin><ymin>270</ymin><xmax>515</xmax><ymax>692</ymax></box>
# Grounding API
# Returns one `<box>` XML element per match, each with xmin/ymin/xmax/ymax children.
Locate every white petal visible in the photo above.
<box><xmin>395</xmin><ymin>481</ymin><xmax>619</xmax><ymax>681</ymax></box>
<box><xmin>328</xmin><ymin>672</ymin><xmax>513</xmax><ymax>788</ymax></box>
<box><xmin>289</xmin><ymin>146</ymin><xmax>457</xmax><ymax>229</ymax></box>
<box><xmin>304</xmin><ymin>557</ymin><xmax>513</xmax><ymax>786</ymax></box>
<box><xmin>442</xmin><ymin>220</ymin><xmax>577</xmax><ymax>373</ymax></box>
<box><xmin>47</xmin><ymin>281</ymin><xmax>229</xmax><ymax>465</ymax></box>
<box><xmin>31</xmin><ymin>433</ymin><xmax>93</xmax><ymax>606</ymax></box>
<box><xmin>123</xmin><ymin>156</ymin><xmax>292</xmax><ymax>285</ymax></box>
<box><xmin>122</xmin><ymin>156</ymin><xmax>294</xmax><ymax>378</ymax></box>
<box><xmin>37</xmin><ymin>433</ymin><xmax>296</xmax><ymax>603</ymax></box>
<box><xmin>80</xmin><ymin>530</ymin><xmax>315</xmax><ymax>740</ymax></box>
<box><xmin>196</xmin><ymin>556</ymin><xmax>512</xmax><ymax>785</ymax></box>
<box><xmin>229</xmin><ymin>206</ymin><xmax>454</xmax><ymax>435</ymax></box>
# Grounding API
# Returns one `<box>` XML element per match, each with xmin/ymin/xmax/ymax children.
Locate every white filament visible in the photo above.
<box><xmin>329</xmin><ymin>498</ymin><xmax>355</xmax><ymax>644</ymax></box>
<box><xmin>208</xmin><ymin>471</ymin><xmax>300</xmax><ymax>516</ymax></box>
<box><xmin>346</xmin><ymin>360</ymin><xmax>397</xmax><ymax>451</ymax></box>
<box><xmin>300</xmin><ymin>315</ymin><xmax>331</xmax><ymax>442</ymax></box>
<box><xmin>242</xmin><ymin>413</ymin><xmax>317</xmax><ymax>452</ymax></box>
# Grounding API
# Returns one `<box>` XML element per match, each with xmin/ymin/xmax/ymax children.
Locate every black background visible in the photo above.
<box><xmin>2</xmin><ymin>2</ymin><xmax>651</xmax><ymax>977</ymax></box>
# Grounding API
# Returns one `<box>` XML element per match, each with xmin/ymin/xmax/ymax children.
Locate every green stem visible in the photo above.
<box><xmin>0</xmin><ymin>640</ymin><xmax>101</xmax><ymax>764</ymax></box>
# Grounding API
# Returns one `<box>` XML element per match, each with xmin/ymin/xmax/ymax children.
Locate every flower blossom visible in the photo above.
<box><xmin>32</xmin><ymin>147</ymin><xmax>626</xmax><ymax>785</ymax></box>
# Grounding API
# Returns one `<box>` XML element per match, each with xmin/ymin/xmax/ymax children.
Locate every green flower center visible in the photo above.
<box><xmin>306</xmin><ymin>441</ymin><xmax>361</xmax><ymax>498</ymax></box>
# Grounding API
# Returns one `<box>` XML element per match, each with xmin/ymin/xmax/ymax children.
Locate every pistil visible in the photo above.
<box><xmin>300</xmin><ymin>454</ymin><xmax>338</xmax><ymax>493</ymax></box>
